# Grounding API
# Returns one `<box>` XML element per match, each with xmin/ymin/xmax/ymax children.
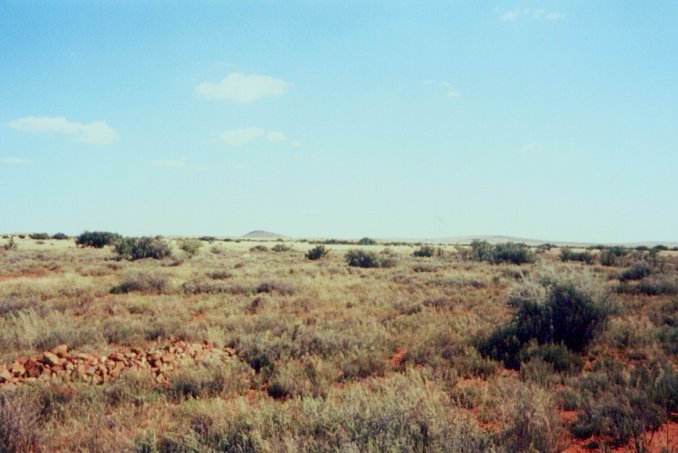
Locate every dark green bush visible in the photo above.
<box><xmin>470</xmin><ymin>240</ymin><xmax>494</xmax><ymax>262</ymax></box>
<box><xmin>29</xmin><ymin>233</ymin><xmax>50</xmax><ymax>240</ymax></box>
<box><xmin>413</xmin><ymin>245</ymin><xmax>435</xmax><ymax>257</ymax></box>
<box><xmin>478</xmin><ymin>269</ymin><xmax>611</xmax><ymax>369</ymax></box>
<box><xmin>493</xmin><ymin>242</ymin><xmax>535</xmax><ymax>264</ymax></box>
<box><xmin>76</xmin><ymin>231</ymin><xmax>121</xmax><ymax>248</ymax></box>
<box><xmin>470</xmin><ymin>240</ymin><xmax>535</xmax><ymax>265</ymax></box>
<box><xmin>114</xmin><ymin>237</ymin><xmax>172</xmax><ymax>260</ymax></box>
<box><xmin>560</xmin><ymin>248</ymin><xmax>595</xmax><ymax>264</ymax></box>
<box><xmin>357</xmin><ymin>237</ymin><xmax>376</xmax><ymax>245</ymax></box>
<box><xmin>305</xmin><ymin>245</ymin><xmax>328</xmax><ymax>260</ymax></box>
<box><xmin>51</xmin><ymin>232</ymin><xmax>69</xmax><ymax>240</ymax></box>
<box><xmin>345</xmin><ymin>249</ymin><xmax>379</xmax><ymax>268</ymax></box>
<box><xmin>619</xmin><ymin>261</ymin><xmax>652</xmax><ymax>281</ymax></box>
<box><xmin>599</xmin><ymin>247</ymin><xmax>628</xmax><ymax>266</ymax></box>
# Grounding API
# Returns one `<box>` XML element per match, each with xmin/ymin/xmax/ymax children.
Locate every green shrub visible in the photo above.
<box><xmin>413</xmin><ymin>245</ymin><xmax>435</xmax><ymax>257</ymax></box>
<box><xmin>478</xmin><ymin>268</ymin><xmax>611</xmax><ymax>369</ymax></box>
<box><xmin>521</xmin><ymin>343</ymin><xmax>584</xmax><ymax>374</ymax></box>
<box><xmin>345</xmin><ymin>249</ymin><xmax>380</xmax><ymax>268</ymax></box>
<box><xmin>29</xmin><ymin>232</ymin><xmax>50</xmax><ymax>240</ymax></box>
<box><xmin>560</xmin><ymin>248</ymin><xmax>595</xmax><ymax>264</ymax></box>
<box><xmin>470</xmin><ymin>240</ymin><xmax>535</xmax><ymax>265</ymax></box>
<box><xmin>305</xmin><ymin>245</ymin><xmax>328</xmax><ymax>260</ymax></box>
<box><xmin>114</xmin><ymin>237</ymin><xmax>172</xmax><ymax>260</ymax></box>
<box><xmin>51</xmin><ymin>232</ymin><xmax>69</xmax><ymax>240</ymax></box>
<box><xmin>619</xmin><ymin>261</ymin><xmax>652</xmax><ymax>281</ymax></box>
<box><xmin>178</xmin><ymin>238</ymin><xmax>203</xmax><ymax>257</ymax></box>
<box><xmin>357</xmin><ymin>237</ymin><xmax>376</xmax><ymax>245</ymax></box>
<box><xmin>470</xmin><ymin>240</ymin><xmax>494</xmax><ymax>262</ymax></box>
<box><xmin>76</xmin><ymin>231</ymin><xmax>121</xmax><ymax>248</ymax></box>
<box><xmin>271</xmin><ymin>243</ymin><xmax>291</xmax><ymax>252</ymax></box>
<box><xmin>599</xmin><ymin>247</ymin><xmax>628</xmax><ymax>266</ymax></box>
<box><xmin>249</xmin><ymin>245</ymin><xmax>269</xmax><ymax>252</ymax></box>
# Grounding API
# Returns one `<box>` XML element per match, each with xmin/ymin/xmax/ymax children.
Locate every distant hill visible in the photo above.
<box><xmin>242</xmin><ymin>230</ymin><xmax>285</xmax><ymax>239</ymax></box>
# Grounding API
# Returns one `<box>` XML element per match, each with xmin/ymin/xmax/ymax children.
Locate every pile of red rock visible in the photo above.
<box><xmin>0</xmin><ymin>340</ymin><xmax>237</xmax><ymax>390</ymax></box>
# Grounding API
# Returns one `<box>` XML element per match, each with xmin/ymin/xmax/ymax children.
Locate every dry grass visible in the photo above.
<box><xmin>0</xmin><ymin>237</ymin><xmax>676</xmax><ymax>451</ymax></box>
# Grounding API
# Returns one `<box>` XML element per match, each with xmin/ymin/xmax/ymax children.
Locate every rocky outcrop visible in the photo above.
<box><xmin>0</xmin><ymin>340</ymin><xmax>237</xmax><ymax>389</ymax></box>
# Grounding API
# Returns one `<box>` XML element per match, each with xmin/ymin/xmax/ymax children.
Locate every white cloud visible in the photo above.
<box><xmin>196</xmin><ymin>72</ymin><xmax>291</xmax><ymax>103</ymax></box>
<box><xmin>7</xmin><ymin>116</ymin><xmax>118</xmax><ymax>145</ymax></box>
<box><xmin>501</xmin><ymin>10</ymin><xmax>520</xmax><ymax>21</ymax></box>
<box><xmin>216</xmin><ymin>127</ymin><xmax>265</xmax><ymax>145</ymax></box>
<box><xmin>151</xmin><ymin>159</ymin><xmax>185</xmax><ymax>168</ymax></box>
<box><xmin>266</xmin><ymin>131</ymin><xmax>288</xmax><ymax>143</ymax></box>
<box><xmin>77</xmin><ymin>121</ymin><xmax>119</xmax><ymax>145</ymax></box>
<box><xmin>499</xmin><ymin>8</ymin><xmax>564</xmax><ymax>22</ymax></box>
<box><xmin>1</xmin><ymin>157</ymin><xmax>32</xmax><ymax>165</ymax></box>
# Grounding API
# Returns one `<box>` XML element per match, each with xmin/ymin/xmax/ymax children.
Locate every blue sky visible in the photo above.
<box><xmin>1</xmin><ymin>1</ymin><xmax>677</xmax><ymax>242</ymax></box>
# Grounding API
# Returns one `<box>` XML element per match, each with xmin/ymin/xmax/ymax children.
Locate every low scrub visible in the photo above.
<box><xmin>114</xmin><ymin>237</ymin><xmax>172</xmax><ymax>260</ymax></box>
<box><xmin>76</xmin><ymin>231</ymin><xmax>121</xmax><ymax>248</ymax></box>
<box><xmin>111</xmin><ymin>272</ymin><xmax>172</xmax><ymax>294</ymax></box>
<box><xmin>345</xmin><ymin>249</ymin><xmax>380</xmax><ymax>268</ymax></box>
<box><xmin>305</xmin><ymin>245</ymin><xmax>328</xmax><ymax>260</ymax></box>
<box><xmin>178</xmin><ymin>238</ymin><xmax>203</xmax><ymax>257</ymax></box>
<box><xmin>413</xmin><ymin>245</ymin><xmax>435</xmax><ymax>257</ymax></box>
<box><xmin>471</xmin><ymin>240</ymin><xmax>535</xmax><ymax>265</ymax></box>
<box><xmin>559</xmin><ymin>248</ymin><xmax>595</xmax><ymax>264</ymax></box>
<box><xmin>619</xmin><ymin>261</ymin><xmax>652</xmax><ymax>281</ymax></box>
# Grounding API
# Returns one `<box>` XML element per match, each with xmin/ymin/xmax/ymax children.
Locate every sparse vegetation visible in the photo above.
<box><xmin>471</xmin><ymin>240</ymin><xmax>535</xmax><ymax>265</ymax></box>
<box><xmin>114</xmin><ymin>237</ymin><xmax>172</xmax><ymax>260</ymax></box>
<box><xmin>76</xmin><ymin>231</ymin><xmax>121</xmax><ymax>248</ymax></box>
<box><xmin>305</xmin><ymin>244</ymin><xmax>328</xmax><ymax>260</ymax></box>
<box><xmin>0</xmin><ymin>237</ymin><xmax>676</xmax><ymax>452</ymax></box>
<box><xmin>560</xmin><ymin>247</ymin><xmax>595</xmax><ymax>264</ymax></box>
<box><xmin>178</xmin><ymin>238</ymin><xmax>203</xmax><ymax>257</ymax></box>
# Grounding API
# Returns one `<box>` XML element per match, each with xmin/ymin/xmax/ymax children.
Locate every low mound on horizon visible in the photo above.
<box><xmin>242</xmin><ymin>230</ymin><xmax>285</xmax><ymax>239</ymax></box>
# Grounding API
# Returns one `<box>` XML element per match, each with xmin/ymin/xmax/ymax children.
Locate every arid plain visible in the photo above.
<box><xmin>0</xmin><ymin>234</ymin><xmax>676</xmax><ymax>452</ymax></box>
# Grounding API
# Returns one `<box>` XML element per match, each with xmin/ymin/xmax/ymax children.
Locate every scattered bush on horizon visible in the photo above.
<box><xmin>52</xmin><ymin>233</ymin><xmax>69</xmax><ymax>240</ymax></box>
<box><xmin>76</xmin><ymin>231</ymin><xmax>121</xmax><ymax>248</ymax></box>
<box><xmin>413</xmin><ymin>245</ymin><xmax>435</xmax><ymax>258</ymax></box>
<box><xmin>178</xmin><ymin>238</ymin><xmax>203</xmax><ymax>258</ymax></box>
<box><xmin>305</xmin><ymin>245</ymin><xmax>328</xmax><ymax>261</ymax></box>
<box><xmin>28</xmin><ymin>233</ymin><xmax>50</xmax><ymax>240</ymax></box>
<box><xmin>559</xmin><ymin>248</ymin><xmax>595</xmax><ymax>264</ymax></box>
<box><xmin>471</xmin><ymin>240</ymin><xmax>535</xmax><ymax>265</ymax></box>
<box><xmin>114</xmin><ymin>237</ymin><xmax>172</xmax><ymax>261</ymax></box>
<box><xmin>599</xmin><ymin>246</ymin><xmax>628</xmax><ymax>266</ymax></box>
<box><xmin>357</xmin><ymin>237</ymin><xmax>376</xmax><ymax>245</ymax></box>
<box><xmin>478</xmin><ymin>268</ymin><xmax>612</xmax><ymax>369</ymax></box>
